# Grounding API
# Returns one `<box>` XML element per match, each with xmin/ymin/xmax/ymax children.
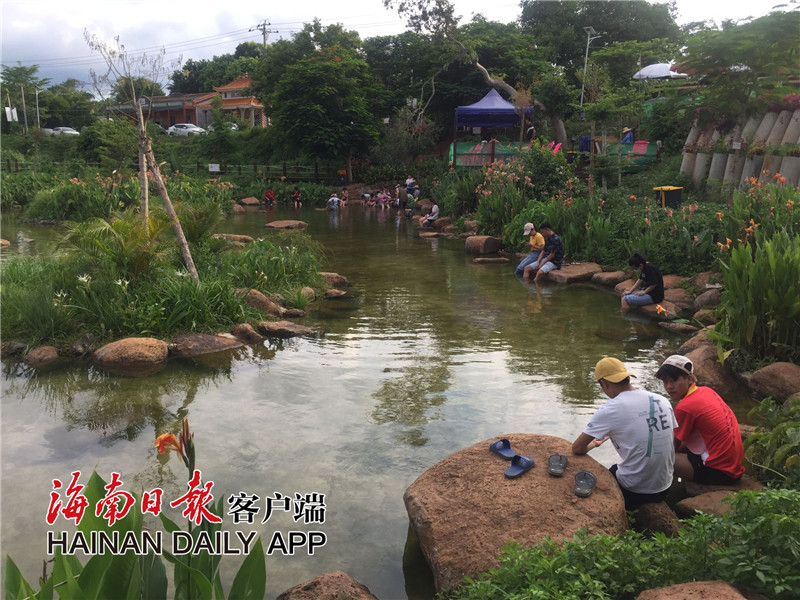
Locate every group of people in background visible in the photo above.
<box><xmin>263</xmin><ymin>174</ymin><xmax>422</xmax><ymax>215</ymax></box>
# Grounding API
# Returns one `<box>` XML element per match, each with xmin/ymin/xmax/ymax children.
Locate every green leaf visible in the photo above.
<box><xmin>141</xmin><ymin>551</ymin><xmax>168</xmax><ymax>600</ymax></box>
<box><xmin>4</xmin><ymin>555</ymin><xmax>39</xmax><ymax>600</ymax></box>
<box><xmin>163</xmin><ymin>551</ymin><xmax>214</xmax><ymax>600</ymax></box>
<box><xmin>227</xmin><ymin>538</ymin><xmax>266</xmax><ymax>600</ymax></box>
<box><xmin>51</xmin><ymin>550</ymin><xmax>82</xmax><ymax>600</ymax></box>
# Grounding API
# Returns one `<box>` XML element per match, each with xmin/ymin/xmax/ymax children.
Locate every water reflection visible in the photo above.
<box><xmin>3</xmin><ymin>206</ymin><xmax>733</xmax><ymax>599</ymax></box>
<box><xmin>371</xmin><ymin>344</ymin><xmax>451</xmax><ymax>446</ymax></box>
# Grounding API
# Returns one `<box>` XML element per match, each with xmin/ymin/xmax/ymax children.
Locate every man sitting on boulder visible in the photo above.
<box><xmin>573</xmin><ymin>357</ymin><xmax>677</xmax><ymax>510</ymax></box>
<box><xmin>655</xmin><ymin>355</ymin><xmax>745</xmax><ymax>485</ymax></box>
<box><xmin>523</xmin><ymin>223</ymin><xmax>563</xmax><ymax>282</ymax></box>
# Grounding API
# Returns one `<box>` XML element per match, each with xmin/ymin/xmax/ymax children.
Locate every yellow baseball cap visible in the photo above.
<box><xmin>595</xmin><ymin>357</ymin><xmax>634</xmax><ymax>383</ymax></box>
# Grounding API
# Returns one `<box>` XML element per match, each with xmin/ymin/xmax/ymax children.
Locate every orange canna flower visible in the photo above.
<box><xmin>779</xmin><ymin>176</ymin><xmax>786</xmax><ymax>185</ymax></box>
<box><xmin>656</xmin><ymin>304</ymin><xmax>667</xmax><ymax>315</ymax></box>
<box><xmin>716</xmin><ymin>212</ymin><xmax>724</xmax><ymax>220</ymax></box>
<box><xmin>773</xmin><ymin>172</ymin><xmax>781</xmax><ymax>180</ymax></box>
<box><xmin>154</xmin><ymin>433</ymin><xmax>181</xmax><ymax>454</ymax></box>
<box><xmin>629</xmin><ymin>195</ymin><xmax>637</xmax><ymax>201</ymax></box>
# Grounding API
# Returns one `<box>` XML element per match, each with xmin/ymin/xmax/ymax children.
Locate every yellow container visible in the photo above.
<box><xmin>653</xmin><ymin>186</ymin><xmax>682</xmax><ymax>208</ymax></box>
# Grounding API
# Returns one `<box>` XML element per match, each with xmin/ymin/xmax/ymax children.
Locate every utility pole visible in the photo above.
<box><xmin>35</xmin><ymin>89</ymin><xmax>41</xmax><ymax>129</ymax></box>
<box><xmin>250</xmin><ymin>20</ymin><xmax>278</xmax><ymax>47</ymax></box>
<box><xmin>20</xmin><ymin>84</ymin><xmax>28</xmax><ymax>134</ymax></box>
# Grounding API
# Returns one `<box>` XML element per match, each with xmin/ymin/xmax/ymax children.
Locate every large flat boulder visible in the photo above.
<box><xmin>256</xmin><ymin>321</ymin><xmax>314</xmax><ymax>338</ymax></box>
<box><xmin>169</xmin><ymin>334</ymin><xmax>243</xmax><ymax>358</ymax></box>
<box><xmin>591</xmin><ymin>270</ymin><xmax>628</xmax><ymax>286</ymax></box>
<box><xmin>674</xmin><ymin>490</ymin><xmax>736</xmax><ymax>518</ymax></box>
<box><xmin>464</xmin><ymin>235</ymin><xmax>502</xmax><ymax>255</ymax></box>
<box><xmin>614</xmin><ymin>278</ymin><xmax>637</xmax><ymax>295</ymax></box>
<box><xmin>211</xmin><ymin>233</ymin><xmax>255</xmax><ymax>244</ymax></box>
<box><xmin>748</xmin><ymin>361</ymin><xmax>800</xmax><ymax>400</ymax></box>
<box><xmin>405</xmin><ymin>433</ymin><xmax>627</xmax><ymax>593</ymax></box>
<box><xmin>266</xmin><ymin>220</ymin><xmax>308</xmax><ymax>229</ymax></box>
<box><xmin>636</xmin><ymin>581</ymin><xmax>748</xmax><ymax>600</ymax></box>
<box><xmin>432</xmin><ymin>217</ymin><xmax>452</xmax><ymax>230</ymax></box>
<box><xmin>230</xmin><ymin>323</ymin><xmax>265</xmax><ymax>344</ymax></box>
<box><xmin>661</xmin><ymin>274</ymin><xmax>685</xmax><ymax>289</ymax></box>
<box><xmin>658</xmin><ymin>322</ymin><xmax>700</xmax><ymax>335</ymax></box>
<box><xmin>319</xmin><ymin>272</ymin><xmax>350</xmax><ymax>287</ymax></box>
<box><xmin>635</xmin><ymin>300</ymin><xmax>678</xmax><ymax>321</ymax></box>
<box><xmin>691</xmin><ymin>271</ymin><xmax>716</xmax><ymax>290</ymax></box>
<box><xmin>632</xmin><ymin>502</ymin><xmax>681</xmax><ymax>537</ymax></box>
<box><xmin>678</xmin><ymin>328</ymin><xmax>714</xmax><ymax>354</ymax></box>
<box><xmin>236</xmin><ymin>288</ymin><xmax>285</xmax><ymax>317</ymax></box>
<box><xmin>663</xmin><ymin>287</ymin><xmax>695</xmax><ymax>315</ymax></box>
<box><xmin>93</xmin><ymin>337</ymin><xmax>168</xmax><ymax>376</ymax></box>
<box><xmin>685</xmin><ymin>344</ymin><xmax>739</xmax><ymax>395</ymax></box>
<box><xmin>683</xmin><ymin>473</ymin><xmax>763</xmax><ymax>497</ymax></box>
<box><xmin>25</xmin><ymin>346</ymin><xmax>60</xmax><ymax>367</ymax></box>
<box><xmin>276</xmin><ymin>571</ymin><xmax>378</xmax><ymax>600</ymax></box>
<box><xmin>694</xmin><ymin>288</ymin><xmax>722</xmax><ymax>310</ymax></box>
<box><xmin>546</xmin><ymin>262</ymin><xmax>602</xmax><ymax>284</ymax></box>
<box><xmin>238</xmin><ymin>196</ymin><xmax>261</xmax><ymax>206</ymax></box>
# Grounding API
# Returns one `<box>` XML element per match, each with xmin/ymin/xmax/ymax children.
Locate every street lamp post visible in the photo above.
<box><xmin>579</xmin><ymin>26</ymin><xmax>602</xmax><ymax>107</ymax></box>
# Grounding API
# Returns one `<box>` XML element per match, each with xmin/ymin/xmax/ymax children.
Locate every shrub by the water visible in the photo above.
<box><xmin>449</xmin><ymin>489</ymin><xmax>800</xmax><ymax>600</ymax></box>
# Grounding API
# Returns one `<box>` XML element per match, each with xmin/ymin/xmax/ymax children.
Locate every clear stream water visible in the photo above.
<box><xmin>0</xmin><ymin>206</ymin><xmax>755</xmax><ymax>599</ymax></box>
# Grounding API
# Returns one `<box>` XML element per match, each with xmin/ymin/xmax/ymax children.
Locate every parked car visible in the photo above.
<box><xmin>51</xmin><ymin>126</ymin><xmax>80</xmax><ymax>136</ymax></box>
<box><xmin>207</xmin><ymin>122</ymin><xmax>239</xmax><ymax>131</ymax></box>
<box><xmin>167</xmin><ymin>123</ymin><xmax>207</xmax><ymax>137</ymax></box>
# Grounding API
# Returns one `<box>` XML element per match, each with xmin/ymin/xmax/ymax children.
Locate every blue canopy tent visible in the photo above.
<box><xmin>452</xmin><ymin>89</ymin><xmax>532</xmax><ymax>168</ymax></box>
<box><xmin>456</xmin><ymin>88</ymin><xmax>525</xmax><ymax>127</ymax></box>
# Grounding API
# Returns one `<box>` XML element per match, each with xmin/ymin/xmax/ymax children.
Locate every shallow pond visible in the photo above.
<box><xmin>0</xmin><ymin>206</ymin><xmax>755</xmax><ymax>599</ymax></box>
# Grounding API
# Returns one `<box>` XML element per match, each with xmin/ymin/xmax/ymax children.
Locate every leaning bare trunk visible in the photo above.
<box><xmin>134</xmin><ymin>100</ymin><xmax>198</xmax><ymax>284</ymax></box>
<box><xmin>138</xmin><ymin>146</ymin><xmax>149</xmax><ymax>223</ymax></box>
<box><xmin>143</xmin><ymin>138</ymin><xmax>199</xmax><ymax>284</ymax></box>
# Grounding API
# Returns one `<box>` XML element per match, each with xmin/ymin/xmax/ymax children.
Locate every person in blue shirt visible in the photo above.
<box><xmin>523</xmin><ymin>223</ymin><xmax>564</xmax><ymax>282</ymax></box>
<box><xmin>621</xmin><ymin>127</ymin><xmax>634</xmax><ymax>144</ymax></box>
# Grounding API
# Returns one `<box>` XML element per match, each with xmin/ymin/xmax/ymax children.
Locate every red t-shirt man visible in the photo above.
<box><xmin>656</xmin><ymin>355</ymin><xmax>744</xmax><ymax>484</ymax></box>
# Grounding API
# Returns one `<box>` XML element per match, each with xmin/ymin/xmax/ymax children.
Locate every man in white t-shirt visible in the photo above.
<box><xmin>572</xmin><ymin>357</ymin><xmax>676</xmax><ymax>510</ymax></box>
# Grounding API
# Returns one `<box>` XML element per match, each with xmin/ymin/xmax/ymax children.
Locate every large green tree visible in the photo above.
<box><xmin>168</xmin><ymin>48</ymin><xmax>260</xmax><ymax>95</ymax></box>
<box><xmin>0</xmin><ymin>63</ymin><xmax>51</xmax><ymax>132</ymax></box>
<box><xmin>270</xmin><ymin>48</ymin><xmax>381</xmax><ymax>180</ymax></box>
<box><xmin>679</xmin><ymin>10</ymin><xmax>800</xmax><ymax>122</ymax></box>
<box><xmin>111</xmin><ymin>76</ymin><xmax>165</xmax><ymax>102</ymax></box>
<box><xmin>384</xmin><ymin>0</ymin><xmax>572</xmax><ymax>144</ymax></box>
<box><xmin>39</xmin><ymin>78</ymin><xmax>96</xmax><ymax>129</ymax></box>
<box><xmin>519</xmin><ymin>0</ymin><xmax>681</xmax><ymax>86</ymax></box>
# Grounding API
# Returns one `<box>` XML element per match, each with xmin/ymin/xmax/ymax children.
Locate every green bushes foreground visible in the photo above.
<box><xmin>449</xmin><ymin>489</ymin><xmax>800</xmax><ymax>600</ymax></box>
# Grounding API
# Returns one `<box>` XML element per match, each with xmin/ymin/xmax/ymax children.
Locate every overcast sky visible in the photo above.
<box><xmin>0</xmin><ymin>0</ymin><xmax>794</xmax><ymax>89</ymax></box>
